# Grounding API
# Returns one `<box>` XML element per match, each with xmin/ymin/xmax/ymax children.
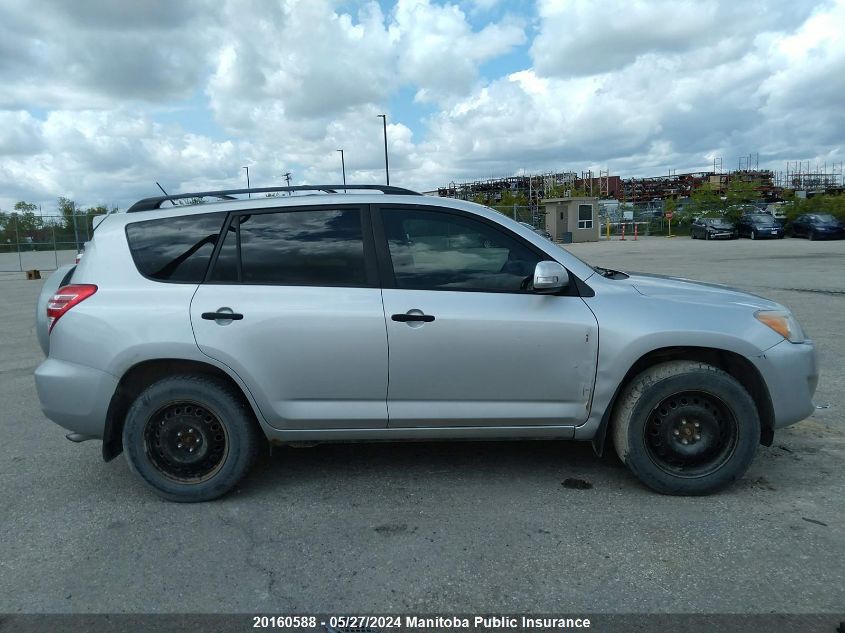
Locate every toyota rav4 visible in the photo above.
<box><xmin>34</xmin><ymin>185</ymin><xmax>818</xmax><ymax>501</ymax></box>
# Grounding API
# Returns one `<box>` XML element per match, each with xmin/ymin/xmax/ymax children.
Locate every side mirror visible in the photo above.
<box><xmin>533</xmin><ymin>261</ymin><xmax>569</xmax><ymax>293</ymax></box>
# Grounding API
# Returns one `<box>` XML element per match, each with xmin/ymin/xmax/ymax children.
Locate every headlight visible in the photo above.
<box><xmin>755</xmin><ymin>310</ymin><xmax>805</xmax><ymax>343</ymax></box>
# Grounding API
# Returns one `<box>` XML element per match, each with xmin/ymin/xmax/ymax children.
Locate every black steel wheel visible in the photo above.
<box><xmin>643</xmin><ymin>391</ymin><xmax>738</xmax><ymax>479</ymax></box>
<box><xmin>143</xmin><ymin>401</ymin><xmax>229</xmax><ymax>483</ymax></box>
<box><xmin>123</xmin><ymin>374</ymin><xmax>262</xmax><ymax>502</ymax></box>
<box><xmin>612</xmin><ymin>361</ymin><xmax>759</xmax><ymax>495</ymax></box>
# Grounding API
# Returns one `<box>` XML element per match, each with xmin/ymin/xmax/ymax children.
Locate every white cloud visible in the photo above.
<box><xmin>530</xmin><ymin>0</ymin><xmax>818</xmax><ymax>77</ymax></box>
<box><xmin>0</xmin><ymin>0</ymin><xmax>843</xmax><ymax>212</ymax></box>
<box><xmin>390</xmin><ymin>0</ymin><xmax>526</xmax><ymax>103</ymax></box>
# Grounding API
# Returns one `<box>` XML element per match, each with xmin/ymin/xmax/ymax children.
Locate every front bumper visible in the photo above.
<box><xmin>752</xmin><ymin>339</ymin><xmax>818</xmax><ymax>428</ymax></box>
<box><xmin>34</xmin><ymin>358</ymin><xmax>117</xmax><ymax>438</ymax></box>
<box><xmin>811</xmin><ymin>229</ymin><xmax>845</xmax><ymax>239</ymax></box>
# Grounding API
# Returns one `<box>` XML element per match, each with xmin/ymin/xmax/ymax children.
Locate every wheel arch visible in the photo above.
<box><xmin>102</xmin><ymin>358</ymin><xmax>263</xmax><ymax>462</ymax></box>
<box><xmin>591</xmin><ymin>345</ymin><xmax>775</xmax><ymax>456</ymax></box>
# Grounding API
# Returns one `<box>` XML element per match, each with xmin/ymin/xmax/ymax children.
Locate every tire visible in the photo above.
<box><xmin>122</xmin><ymin>374</ymin><xmax>262</xmax><ymax>502</ymax></box>
<box><xmin>611</xmin><ymin>361</ymin><xmax>759</xmax><ymax>495</ymax></box>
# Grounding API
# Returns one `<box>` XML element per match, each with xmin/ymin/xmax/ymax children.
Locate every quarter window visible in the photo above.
<box><xmin>382</xmin><ymin>208</ymin><xmax>541</xmax><ymax>292</ymax></box>
<box><xmin>126</xmin><ymin>213</ymin><xmax>225</xmax><ymax>282</ymax></box>
<box><xmin>578</xmin><ymin>204</ymin><xmax>593</xmax><ymax>229</ymax></box>
<box><xmin>210</xmin><ymin>208</ymin><xmax>367</xmax><ymax>286</ymax></box>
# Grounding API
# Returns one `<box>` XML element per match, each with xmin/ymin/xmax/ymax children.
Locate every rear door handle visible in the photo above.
<box><xmin>391</xmin><ymin>313</ymin><xmax>435</xmax><ymax>322</ymax></box>
<box><xmin>202</xmin><ymin>311</ymin><xmax>243</xmax><ymax>321</ymax></box>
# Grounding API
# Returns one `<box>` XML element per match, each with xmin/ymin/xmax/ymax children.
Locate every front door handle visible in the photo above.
<box><xmin>202</xmin><ymin>311</ymin><xmax>244</xmax><ymax>321</ymax></box>
<box><xmin>391</xmin><ymin>313</ymin><xmax>435</xmax><ymax>323</ymax></box>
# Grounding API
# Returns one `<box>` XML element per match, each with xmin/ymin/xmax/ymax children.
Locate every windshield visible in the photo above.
<box><xmin>813</xmin><ymin>214</ymin><xmax>836</xmax><ymax>223</ymax></box>
<box><xmin>752</xmin><ymin>215</ymin><xmax>777</xmax><ymax>225</ymax></box>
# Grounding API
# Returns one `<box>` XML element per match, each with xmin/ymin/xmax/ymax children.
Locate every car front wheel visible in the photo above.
<box><xmin>611</xmin><ymin>361</ymin><xmax>759</xmax><ymax>495</ymax></box>
<box><xmin>122</xmin><ymin>374</ymin><xmax>261</xmax><ymax>502</ymax></box>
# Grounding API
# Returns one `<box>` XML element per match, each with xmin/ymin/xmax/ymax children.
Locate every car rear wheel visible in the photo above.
<box><xmin>611</xmin><ymin>361</ymin><xmax>759</xmax><ymax>495</ymax></box>
<box><xmin>122</xmin><ymin>375</ymin><xmax>261</xmax><ymax>502</ymax></box>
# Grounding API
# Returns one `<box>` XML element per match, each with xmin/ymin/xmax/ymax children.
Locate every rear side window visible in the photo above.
<box><xmin>126</xmin><ymin>213</ymin><xmax>225</xmax><ymax>282</ymax></box>
<box><xmin>210</xmin><ymin>208</ymin><xmax>367</xmax><ymax>286</ymax></box>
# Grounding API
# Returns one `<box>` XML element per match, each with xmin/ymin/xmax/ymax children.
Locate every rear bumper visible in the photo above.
<box><xmin>752</xmin><ymin>339</ymin><xmax>818</xmax><ymax>428</ymax></box>
<box><xmin>34</xmin><ymin>359</ymin><xmax>116</xmax><ymax>438</ymax></box>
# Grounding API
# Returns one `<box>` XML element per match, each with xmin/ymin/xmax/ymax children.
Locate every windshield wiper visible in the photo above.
<box><xmin>594</xmin><ymin>266</ymin><xmax>628</xmax><ymax>278</ymax></box>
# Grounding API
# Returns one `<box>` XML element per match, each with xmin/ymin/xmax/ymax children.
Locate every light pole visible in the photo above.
<box><xmin>337</xmin><ymin>149</ymin><xmax>346</xmax><ymax>191</ymax></box>
<box><xmin>242</xmin><ymin>166</ymin><xmax>250</xmax><ymax>198</ymax></box>
<box><xmin>377</xmin><ymin>114</ymin><xmax>390</xmax><ymax>185</ymax></box>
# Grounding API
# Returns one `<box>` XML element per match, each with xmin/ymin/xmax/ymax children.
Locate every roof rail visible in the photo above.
<box><xmin>126</xmin><ymin>184</ymin><xmax>421</xmax><ymax>213</ymax></box>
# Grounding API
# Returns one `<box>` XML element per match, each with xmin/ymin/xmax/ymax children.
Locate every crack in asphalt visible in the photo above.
<box><xmin>219</xmin><ymin>514</ymin><xmax>283</xmax><ymax>604</ymax></box>
<box><xmin>771</xmin><ymin>288</ymin><xmax>845</xmax><ymax>296</ymax></box>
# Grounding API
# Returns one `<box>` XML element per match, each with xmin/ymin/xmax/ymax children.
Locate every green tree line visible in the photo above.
<box><xmin>0</xmin><ymin>197</ymin><xmax>114</xmax><ymax>248</ymax></box>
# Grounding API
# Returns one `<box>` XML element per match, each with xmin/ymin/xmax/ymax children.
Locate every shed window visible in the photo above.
<box><xmin>578</xmin><ymin>204</ymin><xmax>593</xmax><ymax>229</ymax></box>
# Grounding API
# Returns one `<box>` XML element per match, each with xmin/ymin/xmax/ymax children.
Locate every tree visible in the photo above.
<box><xmin>688</xmin><ymin>183</ymin><xmax>723</xmax><ymax>217</ymax></box>
<box><xmin>14</xmin><ymin>201</ymin><xmax>37</xmax><ymax>214</ymax></box>
<box><xmin>725</xmin><ymin>177</ymin><xmax>759</xmax><ymax>206</ymax></box>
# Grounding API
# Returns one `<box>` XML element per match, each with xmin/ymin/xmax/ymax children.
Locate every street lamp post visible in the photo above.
<box><xmin>337</xmin><ymin>149</ymin><xmax>346</xmax><ymax>191</ymax></box>
<box><xmin>377</xmin><ymin>114</ymin><xmax>390</xmax><ymax>186</ymax></box>
<box><xmin>242</xmin><ymin>166</ymin><xmax>250</xmax><ymax>198</ymax></box>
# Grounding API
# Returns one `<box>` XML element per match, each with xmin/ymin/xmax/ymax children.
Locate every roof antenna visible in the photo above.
<box><xmin>156</xmin><ymin>181</ymin><xmax>178</xmax><ymax>206</ymax></box>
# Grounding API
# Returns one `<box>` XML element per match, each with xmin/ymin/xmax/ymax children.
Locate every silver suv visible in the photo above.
<box><xmin>34</xmin><ymin>185</ymin><xmax>818</xmax><ymax>501</ymax></box>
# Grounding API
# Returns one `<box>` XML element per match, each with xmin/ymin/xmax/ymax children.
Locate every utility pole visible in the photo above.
<box><xmin>242</xmin><ymin>166</ymin><xmax>251</xmax><ymax>198</ymax></box>
<box><xmin>377</xmin><ymin>114</ymin><xmax>390</xmax><ymax>185</ymax></box>
<box><xmin>337</xmin><ymin>149</ymin><xmax>346</xmax><ymax>192</ymax></box>
<box><xmin>282</xmin><ymin>172</ymin><xmax>292</xmax><ymax>194</ymax></box>
<box><xmin>71</xmin><ymin>200</ymin><xmax>80</xmax><ymax>251</ymax></box>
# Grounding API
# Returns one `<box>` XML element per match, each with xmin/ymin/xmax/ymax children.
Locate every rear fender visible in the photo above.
<box><xmin>35</xmin><ymin>264</ymin><xmax>76</xmax><ymax>356</ymax></box>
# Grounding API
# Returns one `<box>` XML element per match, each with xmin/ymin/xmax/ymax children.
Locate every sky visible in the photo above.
<box><xmin>0</xmin><ymin>0</ymin><xmax>843</xmax><ymax>213</ymax></box>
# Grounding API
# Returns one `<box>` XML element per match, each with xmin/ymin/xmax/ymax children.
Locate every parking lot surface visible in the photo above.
<box><xmin>0</xmin><ymin>237</ymin><xmax>842</xmax><ymax>614</ymax></box>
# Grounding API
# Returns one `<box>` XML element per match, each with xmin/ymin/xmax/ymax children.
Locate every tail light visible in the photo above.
<box><xmin>47</xmin><ymin>284</ymin><xmax>97</xmax><ymax>333</ymax></box>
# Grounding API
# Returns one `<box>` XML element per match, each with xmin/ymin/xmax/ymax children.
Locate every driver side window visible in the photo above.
<box><xmin>381</xmin><ymin>208</ymin><xmax>542</xmax><ymax>292</ymax></box>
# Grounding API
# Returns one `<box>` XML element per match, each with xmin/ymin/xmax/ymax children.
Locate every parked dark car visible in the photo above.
<box><xmin>519</xmin><ymin>221</ymin><xmax>553</xmax><ymax>241</ymax></box>
<box><xmin>736</xmin><ymin>213</ymin><xmax>784</xmax><ymax>239</ymax></box>
<box><xmin>790</xmin><ymin>213</ymin><xmax>845</xmax><ymax>240</ymax></box>
<box><xmin>690</xmin><ymin>217</ymin><xmax>737</xmax><ymax>240</ymax></box>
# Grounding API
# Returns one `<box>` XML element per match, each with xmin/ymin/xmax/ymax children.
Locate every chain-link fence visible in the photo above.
<box><xmin>0</xmin><ymin>213</ymin><xmax>104</xmax><ymax>272</ymax></box>
<box><xmin>488</xmin><ymin>205</ymin><xmax>547</xmax><ymax>230</ymax></box>
<box><xmin>598</xmin><ymin>203</ymin><xmax>694</xmax><ymax>238</ymax></box>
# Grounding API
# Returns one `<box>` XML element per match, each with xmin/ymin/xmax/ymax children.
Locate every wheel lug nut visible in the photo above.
<box><xmin>694</xmin><ymin>434</ymin><xmax>701</xmax><ymax>440</ymax></box>
<box><xmin>177</xmin><ymin>431</ymin><xmax>182</xmax><ymax>437</ymax></box>
<box><xmin>694</xmin><ymin>421</ymin><xmax>700</xmax><ymax>428</ymax></box>
<box><xmin>177</xmin><ymin>443</ymin><xmax>183</xmax><ymax>448</ymax></box>
<box><xmin>189</xmin><ymin>447</ymin><xmax>194</xmax><ymax>453</ymax></box>
<box><xmin>681</xmin><ymin>439</ymin><xmax>689</xmax><ymax>445</ymax></box>
<box><xmin>188</xmin><ymin>429</ymin><xmax>194</xmax><ymax>434</ymax></box>
<box><xmin>673</xmin><ymin>429</ymin><xmax>680</xmax><ymax>436</ymax></box>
